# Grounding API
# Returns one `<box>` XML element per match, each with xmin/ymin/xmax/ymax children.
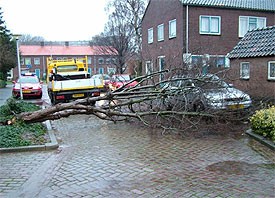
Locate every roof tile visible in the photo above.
<box><xmin>228</xmin><ymin>26</ymin><xmax>275</xmax><ymax>59</ymax></box>
<box><xmin>20</xmin><ymin>46</ymin><xmax>116</xmax><ymax>56</ymax></box>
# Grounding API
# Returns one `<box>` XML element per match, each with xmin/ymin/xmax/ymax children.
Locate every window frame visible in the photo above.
<box><xmin>157</xmin><ymin>24</ymin><xmax>164</xmax><ymax>42</ymax></box>
<box><xmin>158</xmin><ymin>56</ymin><xmax>165</xmax><ymax>82</ymax></box>
<box><xmin>268</xmin><ymin>61</ymin><xmax>275</xmax><ymax>80</ymax></box>
<box><xmin>88</xmin><ymin>57</ymin><xmax>92</xmax><ymax>64</ymax></box>
<box><xmin>199</xmin><ymin>15</ymin><xmax>221</xmax><ymax>35</ymax></box>
<box><xmin>169</xmin><ymin>19</ymin><xmax>176</xmax><ymax>39</ymax></box>
<box><xmin>99</xmin><ymin>67</ymin><xmax>104</xmax><ymax>74</ymax></box>
<box><xmin>98</xmin><ymin>58</ymin><xmax>104</xmax><ymax>64</ymax></box>
<box><xmin>240</xmin><ymin>62</ymin><xmax>250</xmax><ymax>80</ymax></box>
<box><xmin>239</xmin><ymin>16</ymin><xmax>266</xmax><ymax>37</ymax></box>
<box><xmin>145</xmin><ymin>61</ymin><xmax>153</xmax><ymax>75</ymax></box>
<box><xmin>148</xmin><ymin>27</ymin><xmax>153</xmax><ymax>44</ymax></box>
<box><xmin>34</xmin><ymin>58</ymin><xmax>40</xmax><ymax>65</ymax></box>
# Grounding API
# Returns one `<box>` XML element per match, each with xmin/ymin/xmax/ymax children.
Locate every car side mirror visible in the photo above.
<box><xmin>12</xmin><ymin>81</ymin><xmax>16</xmax><ymax>84</ymax></box>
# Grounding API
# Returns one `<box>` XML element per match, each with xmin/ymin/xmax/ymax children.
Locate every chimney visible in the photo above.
<box><xmin>65</xmin><ymin>41</ymin><xmax>69</xmax><ymax>47</ymax></box>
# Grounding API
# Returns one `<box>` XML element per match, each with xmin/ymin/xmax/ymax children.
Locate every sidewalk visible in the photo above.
<box><xmin>0</xmin><ymin>84</ymin><xmax>12</xmax><ymax>106</ymax></box>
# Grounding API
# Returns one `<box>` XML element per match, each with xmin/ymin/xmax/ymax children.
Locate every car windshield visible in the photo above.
<box><xmin>196</xmin><ymin>79</ymin><xmax>229</xmax><ymax>89</ymax></box>
<box><xmin>114</xmin><ymin>75</ymin><xmax>130</xmax><ymax>81</ymax></box>
<box><xmin>18</xmin><ymin>77</ymin><xmax>39</xmax><ymax>83</ymax></box>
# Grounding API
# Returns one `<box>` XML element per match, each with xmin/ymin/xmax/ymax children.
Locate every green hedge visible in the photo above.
<box><xmin>0</xmin><ymin>98</ymin><xmax>47</xmax><ymax>148</ymax></box>
<box><xmin>250</xmin><ymin>106</ymin><xmax>275</xmax><ymax>142</ymax></box>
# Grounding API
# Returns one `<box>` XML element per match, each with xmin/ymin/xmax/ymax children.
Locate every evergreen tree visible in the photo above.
<box><xmin>0</xmin><ymin>7</ymin><xmax>17</xmax><ymax>81</ymax></box>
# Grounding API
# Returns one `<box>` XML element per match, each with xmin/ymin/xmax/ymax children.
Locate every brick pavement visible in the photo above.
<box><xmin>0</xmin><ymin>115</ymin><xmax>274</xmax><ymax>198</ymax></box>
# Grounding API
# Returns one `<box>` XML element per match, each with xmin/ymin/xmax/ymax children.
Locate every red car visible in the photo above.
<box><xmin>12</xmin><ymin>73</ymin><xmax>43</xmax><ymax>99</ymax></box>
<box><xmin>109</xmin><ymin>74</ymin><xmax>138</xmax><ymax>91</ymax></box>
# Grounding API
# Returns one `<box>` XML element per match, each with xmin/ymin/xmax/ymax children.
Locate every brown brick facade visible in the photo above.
<box><xmin>227</xmin><ymin>57</ymin><xmax>275</xmax><ymax>99</ymax></box>
<box><xmin>142</xmin><ymin>0</ymin><xmax>275</xmax><ymax>74</ymax></box>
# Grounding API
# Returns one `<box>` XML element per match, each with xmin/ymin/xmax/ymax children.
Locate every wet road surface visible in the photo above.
<box><xmin>0</xmin><ymin>85</ymin><xmax>274</xmax><ymax>197</ymax></box>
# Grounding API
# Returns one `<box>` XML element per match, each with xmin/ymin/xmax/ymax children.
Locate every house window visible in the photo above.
<box><xmin>200</xmin><ymin>16</ymin><xmax>221</xmax><ymax>35</ymax></box>
<box><xmin>268</xmin><ymin>61</ymin><xmax>275</xmax><ymax>80</ymax></box>
<box><xmin>20</xmin><ymin>58</ymin><xmax>24</xmax><ymax>65</ymax></box>
<box><xmin>99</xmin><ymin>67</ymin><xmax>104</xmax><ymax>74</ymax></box>
<box><xmin>98</xmin><ymin>58</ymin><xmax>104</xmax><ymax>64</ymax></box>
<box><xmin>240</xmin><ymin>62</ymin><xmax>250</xmax><ymax>79</ymax></box>
<box><xmin>157</xmin><ymin>24</ymin><xmax>164</xmax><ymax>41</ymax></box>
<box><xmin>106</xmin><ymin>58</ymin><xmax>111</xmax><ymax>64</ymax></box>
<box><xmin>169</xmin><ymin>19</ymin><xmax>176</xmax><ymax>38</ymax></box>
<box><xmin>107</xmin><ymin>67</ymin><xmax>116</xmax><ymax>75</ymax></box>
<box><xmin>145</xmin><ymin>61</ymin><xmax>153</xmax><ymax>74</ymax></box>
<box><xmin>34</xmin><ymin>58</ymin><xmax>40</xmax><ymax>65</ymax></box>
<box><xmin>148</xmin><ymin>28</ymin><xmax>153</xmax><ymax>44</ymax></box>
<box><xmin>158</xmin><ymin>56</ymin><xmax>165</xmax><ymax>81</ymax></box>
<box><xmin>239</xmin><ymin>16</ymin><xmax>266</xmax><ymax>37</ymax></box>
<box><xmin>88</xmin><ymin>57</ymin><xmax>92</xmax><ymax>64</ymax></box>
<box><xmin>25</xmin><ymin>58</ymin><xmax>31</xmax><ymax>66</ymax></box>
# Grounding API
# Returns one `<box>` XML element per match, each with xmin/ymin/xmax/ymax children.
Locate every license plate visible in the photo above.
<box><xmin>23</xmin><ymin>90</ymin><xmax>31</xmax><ymax>93</ymax></box>
<box><xmin>72</xmin><ymin>93</ymin><xmax>84</xmax><ymax>98</ymax></box>
<box><xmin>228</xmin><ymin>104</ymin><xmax>244</xmax><ymax>110</ymax></box>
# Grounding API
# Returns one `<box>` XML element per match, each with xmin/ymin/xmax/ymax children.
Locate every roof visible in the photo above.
<box><xmin>180</xmin><ymin>0</ymin><xmax>275</xmax><ymax>11</ymax></box>
<box><xmin>20</xmin><ymin>45</ymin><xmax>117</xmax><ymax>56</ymax></box>
<box><xmin>228</xmin><ymin>26</ymin><xmax>275</xmax><ymax>59</ymax></box>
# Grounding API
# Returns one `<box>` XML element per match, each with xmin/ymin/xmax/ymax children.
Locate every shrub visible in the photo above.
<box><xmin>250</xmin><ymin>106</ymin><xmax>275</xmax><ymax>142</ymax></box>
<box><xmin>0</xmin><ymin>98</ymin><xmax>47</xmax><ymax>148</ymax></box>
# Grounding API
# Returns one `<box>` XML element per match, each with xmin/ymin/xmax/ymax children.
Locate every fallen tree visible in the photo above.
<box><xmin>1</xmin><ymin>70</ymin><xmax>252</xmax><ymax>133</ymax></box>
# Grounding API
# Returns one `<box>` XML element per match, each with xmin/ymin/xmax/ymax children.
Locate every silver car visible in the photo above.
<box><xmin>162</xmin><ymin>74</ymin><xmax>252</xmax><ymax>112</ymax></box>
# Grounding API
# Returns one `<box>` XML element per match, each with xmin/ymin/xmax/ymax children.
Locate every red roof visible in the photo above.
<box><xmin>20</xmin><ymin>45</ymin><xmax>116</xmax><ymax>56</ymax></box>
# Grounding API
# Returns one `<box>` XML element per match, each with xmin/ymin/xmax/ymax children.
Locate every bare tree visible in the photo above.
<box><xmin>90</xmin><ymin>0</ymin><xmax>145</xmax><ymax>74</ymax></box>
<box><xmin>19</xmin><ymin>34</ymin><xmax>45</xmax><ymax>43</ymax></box>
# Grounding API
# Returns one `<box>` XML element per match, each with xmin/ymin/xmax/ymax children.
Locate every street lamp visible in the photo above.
<box><xmin>13</xmin><ymin>34</ymin><xmax>23</xmax><ymax>99</ymax></box>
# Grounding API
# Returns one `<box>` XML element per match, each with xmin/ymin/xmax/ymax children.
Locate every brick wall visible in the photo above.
<box><xmin>227</xmin><ymin>57</ymin><xmax>275</xmax><ymax>99</ymax></box>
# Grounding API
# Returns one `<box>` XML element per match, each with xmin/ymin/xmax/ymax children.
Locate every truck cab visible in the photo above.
<box><xmin>47</xmin><ymin>56</ymin><xmax>103</xmax><ymax>105</ymax></box>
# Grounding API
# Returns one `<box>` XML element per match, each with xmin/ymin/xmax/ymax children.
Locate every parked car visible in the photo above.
<box><xmin>12</xmin><ymin>73</ymin><xmax>43</xmax><ymax>99</ymax></box>
<box><xmin>109</xmin><ymin>74</ymin><xmax>138</xmax><ymax>91</ymax></box>
<box><xmin>163</xmin><ymin>74</ymin><xmax>252</xmax><ymax>112</ymax></box>
<box><xmin>91</xmin><ymin>74</ymin><xmax>111</xmax><ymax>91</ymax></box>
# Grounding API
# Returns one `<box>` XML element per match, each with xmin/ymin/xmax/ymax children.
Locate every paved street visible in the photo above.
<box><xmin>0</xmin><ymin>85</ymin><xmax>274</xmax><ymax>197</ymax></box>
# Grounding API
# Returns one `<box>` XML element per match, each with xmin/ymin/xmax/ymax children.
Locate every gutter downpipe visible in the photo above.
<box><xmin>186</xmin><ymin>5</ymin><xmax>189</xmax><ymax>54</ymax></box>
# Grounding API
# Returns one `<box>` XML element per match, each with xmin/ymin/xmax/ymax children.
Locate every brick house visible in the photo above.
<box><xmin>12</xmin><ymin>41</ymin><xmax>118</xmax><ymax>80</ymax></box>
<box><xmin>141</xmin><ymin>0</ymin><xmax>275</xmax><ymax>78</ymax></box>
<box><xmin>227</xmin><ymin>26</ymin><xmax>275</xmax><ymax>100</ymax></box>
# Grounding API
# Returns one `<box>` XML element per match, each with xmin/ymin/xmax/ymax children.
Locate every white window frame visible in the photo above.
<box><xmin>240</xmin><ymin>62</ymin><xmax>250</xmax><ymax>79</ymax></box>
<box><xmin>157</xmin><ymin>24</ymin><xmax>164</xmax><ymax>41</ymax></box>
<box><xmin>98</xmin><ymin>58</ymin><xmax>104</xmax><ymax>64</ymax></box>
<box><xmin>34</xmin><ymin>58</ymin><xmax>40</xmax><ymax>65</ymax></box>
<box><xmin>148</xmin><ymin>27</ymin><xmax>153</xmax><ymax>44</ymax></box>
<box><xmin>169</xmin><ymin>19</ymin><xmax>176</xmax><ymax>38</ymax></box>
<box><xmin>25</xmin><ymin>58</ymin><xmax>31</xmax><ymax>66</ymax></box>
<box><xmin>88</xmin><ymin>57</ymin><xmax>92</xmax><ymax>64</ymax></box>
<box><xmin>239</xmin><ymin>16</ymin><xmax>266</xmax><ymax>37</ymax></box>
<box><xmin>145</xmin><ymin>61</ymin><xmax>153</xmax><ymax>75</ymax></box>
<box><xmin>268</xmin><ymin>61</ymin><xmax>275</xmax><ymax>80</ymax></box>
<box><xmin>107</xmin><ymin>67</ymin><xmax>116</xmax><ymax>75</ymax></box>
<box><xmin>199</xmin><ymin>15</ymin><xmax>221</xmax><ymax>35</ymax></box>
<box><xmin>158</xmin><ymin>56</ymin><xmax>165</xmax><ymax>81</ymax></box>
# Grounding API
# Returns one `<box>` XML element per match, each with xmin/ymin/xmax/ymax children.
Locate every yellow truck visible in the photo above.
<box><xmin>46</xmin><ymin>56</ymin><xmax>103</xmax><ymax>105</ymax></box>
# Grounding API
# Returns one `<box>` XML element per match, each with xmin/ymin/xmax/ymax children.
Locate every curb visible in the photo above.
<box><xmin>0</xmin><ymin>120</ymin><xmax>59</xmax><ymax>153</ymax></box>
<box><xmin>246</xmin><ymin>129</ymin><xmax>275</xmax><ymax>151</ymax></box>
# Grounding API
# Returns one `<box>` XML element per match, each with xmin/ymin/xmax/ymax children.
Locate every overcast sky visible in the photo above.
<box><xmin>0</xmin><ymin>0</ymin><xmax>109</xmax><ymax>41</ymax></box>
